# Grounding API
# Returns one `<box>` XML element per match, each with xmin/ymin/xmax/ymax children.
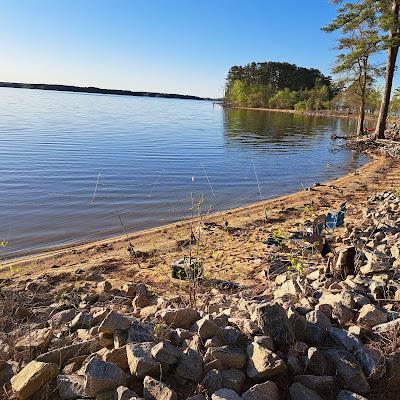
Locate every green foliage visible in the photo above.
<box><xmin>287</xmin><ymin>255</ymin><xmax>305</xmax><ymax>275</ymax></box>
<box><xmin>224</xmin><ymin>61</ymin><xmax>333</xmax><ymax>110</ymax></box>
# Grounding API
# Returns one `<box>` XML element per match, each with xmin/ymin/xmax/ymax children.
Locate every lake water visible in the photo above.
<box><xmin>0</xmin><ymin>87</ymin><xmax>367</xmax><ymax>258</ymax></box>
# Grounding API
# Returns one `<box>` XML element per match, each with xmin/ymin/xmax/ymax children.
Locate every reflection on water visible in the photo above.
<box><xmin>0</xmin><ymin>88</ymin><xmax>368</xmax><ymax>257</ymax></box>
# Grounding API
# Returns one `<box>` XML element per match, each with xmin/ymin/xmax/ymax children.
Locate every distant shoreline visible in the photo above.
<box><xmin>0</xmin><ymin>82</ymin><xmax>215</xmax><ymax>101</ymax></box>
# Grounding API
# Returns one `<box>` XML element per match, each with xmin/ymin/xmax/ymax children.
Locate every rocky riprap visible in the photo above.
<box><xmin>0</xmin><ymin>191</ymin><xmax>399</xmax><ymax>400</ymax></box>
<box><xmin>347</xmin><ymin>136</ymin><xmax>400</xmax><ymax>159</ymax></box>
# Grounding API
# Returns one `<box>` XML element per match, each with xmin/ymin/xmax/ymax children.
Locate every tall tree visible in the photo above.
<box><xmin>323</xmin><ymin>3</ymin><xmax>379</xmax><ymax>136</ymax></box>
<box><xmin>374</xmin><ymin>0</ymin><xmax>400</xmax><ymax>138</ymax></box>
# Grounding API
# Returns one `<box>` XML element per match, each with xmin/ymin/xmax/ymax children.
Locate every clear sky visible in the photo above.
<box><xmin>0</xmin><ymin>0</ymin><xmax>384</xmax><ymax>98</ymax></box>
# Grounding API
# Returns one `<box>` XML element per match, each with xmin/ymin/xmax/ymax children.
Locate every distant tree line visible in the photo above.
<box><xmin>224</xmin><ymin>62</ymin><xmax>335</xmax><ymax>111</ymax></box>
<box><xmin>0</xmin><ymin>82</ymin><xmax>211</xmax><ymax>101</ymax></box>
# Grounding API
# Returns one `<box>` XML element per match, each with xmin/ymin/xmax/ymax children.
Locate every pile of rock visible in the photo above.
<box><xmin>347</xmin><ymin>137</ymin><xmax>400</xmax><ymax>159</ymax></box>
<box><xmin>0</xmin><ymin>191</ymin><xmax>399</xmax><ymax>400</ymax></box>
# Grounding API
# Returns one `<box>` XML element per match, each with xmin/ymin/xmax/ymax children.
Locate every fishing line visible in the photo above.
<box><xmin>91</xmin><ymin>171</ymin><xmax>102</xmax><ymax>204</ymax></box>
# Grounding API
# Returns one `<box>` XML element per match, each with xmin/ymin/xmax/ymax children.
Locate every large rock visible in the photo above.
<box><xmin>15</xmin><ymin>328</ymin><xmax>53</xmax><ymax>352</ymax></box>
<box><xmin>360</xmin><ymin>251</ymin><xmax>390</xmax><ymax>274</ymax></box>
<box><xmin>357</xmin><ymin>304</ymin><xmax>387</xmax><ymax>327</ymax></box>
<box><xmin>289</xmin><ymin>382</ymin><xmax>324</xmax><ymax>400</ymax></box>
<box><xmin>329</xmin><ymin>327</ymin><xmax>362</xmax><ymax>352</ymax></box>
<box><xmin>252</xmin><ymin>302</ymin><xmax>295</xmax><ymax>345</ymax></box>
<box><xmin>175</xmin><ymin>348</ymin><xmax>203</xmax><ymax>382</ymax></box>
<box><xmin>0</xmin><ymin>361</ymin><xmax>19</xmax><ymax>385</ymax></box>
<box><xmin>201</xmin><ymin>369</ymin><xmax>222</xmax><ymax>394</ymax></box>
<box><xmin>325</xmin><ymin>349</ymin><xmax>370</xmax><ymax>394</ymax></box>
<box><xmin>354</xmin><ymin>346</ymin><xmax>386</xmax><ymax>381</ymax></box>
<box><xmin>70</xmin><ymin>312</ymin><xmax>93</xmax><ymax>331</ymax></box>
<box><xmin>288</xmin><ymin>308</ymin><xmax>307</xmax><ymax>342</ymax></box>
<box><xmin>211</xmin><ymin>388</ymin><xmax>241</xmax><ymax>400</ymax></box>
<box><xmin>102</xmin><ymin>346</ymin><xmax>129</xmax><ymax>370</ymax></box>
<box><xmin>305</xmin><ymin>347</ymin><xmax>330</xmax><ymax>376</ymax></box>
<box><xmin>37</xmin><ymin>339</ymin><xmax>100</xmax><ymax>366</ymax></box>
<box><xmin>0</xmin><ymin>348</ymin><xmax>9</xmax><ymax>369</ymax></box>
<box><xmin>191</xmin><ymin>317</ymin><xmax>221</xmax><ymax>340</ymax></box>
<box><xmin>306</xmin><ymin>310</ymin><xmax>331</xmax><ymax>331</ymax></box>
<box><xmin>221</xmin><ymin>369</ymin><xmax>245</xmax><ymax>393</ymax></box>
<box><xmin>126</xmin><ymin>342</ymin><xmax>159</xmax><ymax>378</ymax></box>
<box><xmin>336</xmin><ymin>390</ymin><xmax>368</xmax><ymax>399</ymax></box>
<box><xmin>11</xmin><ymin>361</ymin><xmax>58</xmax><ymax>400</ymax></box>
<box><xmin>143</xmin><ymin>376</ymin><xmax>177</xmax><ymax>400</ymax></box>
<box><xmin>128</xmin><ymin>320</ymin><xmax>154</xmax><ymax>343</ymax></box>
<box><xmin>57</xmin><ymin>374</ymin><xmax>87</xmax><ymax>399</ymax></box>
<box><xmin>294</xmin><ymin>375</ymin><xmax>337</xmax><ymax>394</ymax></box>
<box><xmin>246</xmin><ymin>341</ymin><xmax>286</xmax><ymax>381</ymax></box>
<box><xmin>99</xmin><ymin>311</ymin><xmax>132</xmax><ymax>333</ymax></box>
<box><xmin>241</xmin><ymin>381</ymin><xmax>279</xmax><ymax>400</ymax></box>
<box><xmin>372</xmin><ymin>318</ymin><xmax>400</xmax><ymax>334</ymax></box>
<box><xmin>82</xmin><ymin>357</ymin><xmax>127</xmax><ymax>396</ymax></box>
<box><xmin>157</xmin><ymin>308</ymin><xmax>200</xmax><ymax>329</ymax></box>
<box><xmin>205</xmin><ymin>346</ymin><xmax>247</xmax><ymax>369</ymax></box>
<box><xmin>151</xmin><ymin>341</ymin><xmax>182</xmax><ymax>365</ymax></box>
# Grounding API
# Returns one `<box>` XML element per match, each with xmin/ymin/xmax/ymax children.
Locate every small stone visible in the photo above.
<box><xmin>242</xmin><ymin>381</ymin><xmax>279</xmax><ymax>400</ymax></box>
<box><xmin>143</xmin><ymin>375</ymin><xmax>177</xmax><ymax>400</ymax></box>
<box><xmin>0</xmin><ymin>361</ymin><xmax>18</xmax><ymax>385</ymax></box>
<box><xmin>11</xmin><ymin>361</ymin><xmax>58</xmax><ymax>400</ymax></box>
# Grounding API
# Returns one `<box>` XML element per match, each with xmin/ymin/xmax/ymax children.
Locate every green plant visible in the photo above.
<box><xmin>272</xmin><ymin>229</ymin><xmax>287</xmax><ymax>243</ymax></box>
<box><xmin>287</xmin><ymin>255</ymin><xmax>305</xmax><ymax>275</ymax></box>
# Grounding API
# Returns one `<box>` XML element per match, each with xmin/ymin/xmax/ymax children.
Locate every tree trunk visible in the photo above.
<box><xmin>376</xmin><ymin>1</ymin><xmax>400</xmax><ymax>139</ymax></box>
<box><xmin>357</xmin><ymin>102</ymin><xmax>366</xmax><ymax>136</ymax></box>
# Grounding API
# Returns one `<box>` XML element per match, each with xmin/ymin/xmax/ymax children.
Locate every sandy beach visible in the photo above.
<box><xmin>0</xmin><ymin>153</ymin><xmax>398</xmax><ymax>298</ymax></box>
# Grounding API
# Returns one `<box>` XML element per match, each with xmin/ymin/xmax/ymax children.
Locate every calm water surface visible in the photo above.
<box><xmin>0</xmin><ymin>88</ymin><xmax>367</xmax><ymax>257</ymax></box>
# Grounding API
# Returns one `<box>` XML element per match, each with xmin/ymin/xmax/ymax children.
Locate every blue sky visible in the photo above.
<box><xmin>0</xmin><ymin>0</ymin><xmax>387</xmax><ymax>98</ymax></box>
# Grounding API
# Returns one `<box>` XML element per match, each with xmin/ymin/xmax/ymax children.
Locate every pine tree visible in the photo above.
<box><xmin>323</xmin><ymin>2</ymin><xmax>379</xmax><ymax>136</ymax></box>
